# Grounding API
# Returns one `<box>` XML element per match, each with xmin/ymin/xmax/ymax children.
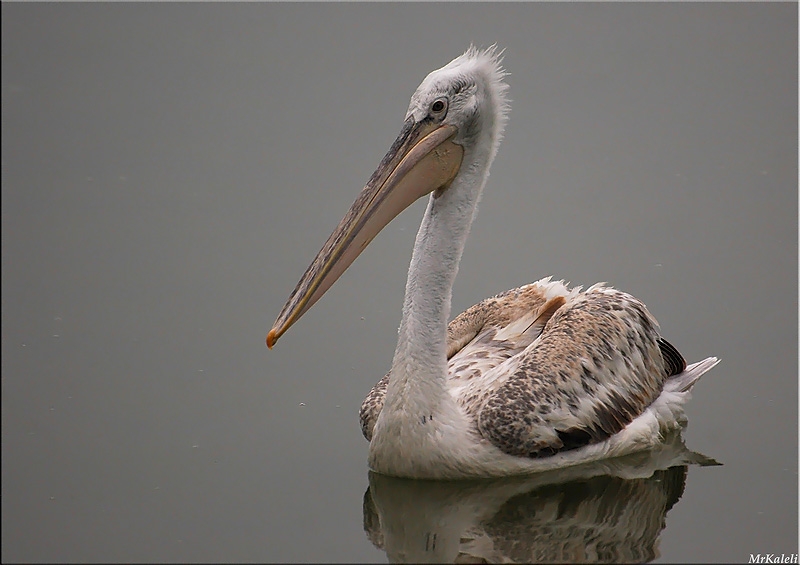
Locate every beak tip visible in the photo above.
<box><xmin>266</xmin><ymin>329</ymin><xmax>278</xmax><ymax>349</ymax></box>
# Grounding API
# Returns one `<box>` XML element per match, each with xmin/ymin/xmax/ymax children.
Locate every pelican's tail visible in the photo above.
<box><xmin>645</xmin><ymin>356</ymin><xmax>720</xmax><ymax>438</ymax></box>
<box><xmin>664</xmin><ymin>357</ymin><xmax>720</xmax><ymax>393</ymax></box>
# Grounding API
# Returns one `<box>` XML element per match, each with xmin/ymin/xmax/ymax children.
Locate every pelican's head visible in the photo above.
<box><xmin>406</xmin><ymin>45</ymin><xmax>509</xmax><ymax>167</ymax></box>
<box><xmin>267</xmin><ymin>46</ymin><xmax>510</xmax><ymax>348</ymax></box>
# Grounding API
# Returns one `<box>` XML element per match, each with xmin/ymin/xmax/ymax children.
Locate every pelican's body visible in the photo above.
<box><xmin>267</xmin><ymin>47</ymin><xmax>718</xmax><ymax>479</ymax></box>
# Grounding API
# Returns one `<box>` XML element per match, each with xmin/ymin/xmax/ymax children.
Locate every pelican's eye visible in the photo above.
<box><xmin>430</xmin><ymin>98</ymin><xmax>448</xmax><ymax>119</ymax></box>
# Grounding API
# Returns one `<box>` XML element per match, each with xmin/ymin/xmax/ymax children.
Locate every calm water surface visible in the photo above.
<box><xmin>2</xmin><ymin>3</ymin><xmax>797</xmax><ymax>563</ymax></box>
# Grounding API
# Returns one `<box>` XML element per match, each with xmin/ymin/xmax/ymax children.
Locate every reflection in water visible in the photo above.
<box><xmin>363</xmin><ymin>432</ymin><xmax>718</xmax><ymax>563</ymax></box>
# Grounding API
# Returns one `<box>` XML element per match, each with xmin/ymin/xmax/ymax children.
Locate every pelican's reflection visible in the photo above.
<box><xmin>363</xmin><ymin>432</ymin><xmax>718</xmax><ymax>563</ymax></box>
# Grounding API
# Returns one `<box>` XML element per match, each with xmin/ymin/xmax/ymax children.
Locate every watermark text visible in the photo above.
<box><xmin>749</xmin><ymin>555</ymin><xmax>798</xmax><ymax>564</ymax></box>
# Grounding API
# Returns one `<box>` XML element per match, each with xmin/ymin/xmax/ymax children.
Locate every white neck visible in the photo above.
<box><xmin>384</xmin><ymin>148</ymin><xmax>490</xmax><ymax>420</ymax></box>
<box><xmin>364</xmin><ymin>47</ymin><xmax>510</xmax><ymax>475</ymax></box>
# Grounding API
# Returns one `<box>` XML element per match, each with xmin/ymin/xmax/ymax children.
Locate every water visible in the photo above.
<box><xmin>2</xmin><ymin>3</ymin><xmax>796</xmax><ymax>562</ymax></box>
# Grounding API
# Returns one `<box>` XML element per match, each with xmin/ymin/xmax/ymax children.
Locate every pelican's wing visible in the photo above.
<box><xmin>360</xmin><ymin>373</ymin><xmax>389</xmax><ymax>441</ymax></box>
<box><xmin>446</xmin><ymin>278</ymin><xmax>568</xmax><ymax>360</ymax></box>
<box><xmin>360</xmin><ymin>278</ymin><xmax>570</xmax><ymax>441</ymax></box>
<box><xmin>476</xmin><ymin>284</ymin><xmax>682</xmax><ymax>458</ymax></box>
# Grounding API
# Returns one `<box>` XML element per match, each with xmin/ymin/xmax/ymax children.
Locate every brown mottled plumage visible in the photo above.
<box><xmin>360</xmin><ymin>278</ymin><xmax>686</xmax><ymax>458</ymax></box>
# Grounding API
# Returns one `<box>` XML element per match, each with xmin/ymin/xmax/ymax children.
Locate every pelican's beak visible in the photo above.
<box><xmin>267</xmin><ymin>118</ymin><xmax>463</xmax><ymax>348</ymax></box>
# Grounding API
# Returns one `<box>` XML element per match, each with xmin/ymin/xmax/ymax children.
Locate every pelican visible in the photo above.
<box><xmin>267</xmin><ymin>46</ymin><xmax>719</xmax><ymax>479</ymax></box>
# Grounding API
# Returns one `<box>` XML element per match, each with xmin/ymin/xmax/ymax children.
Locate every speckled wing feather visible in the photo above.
<box><xmin>477</xmin><ymin>284</ymin><xmax>675</xmax><ymax>458</ymax></box>
<box><xmin>360</xmin><ymin>373</ymin><xmax>389</xmax><ymax>441</ymax></box>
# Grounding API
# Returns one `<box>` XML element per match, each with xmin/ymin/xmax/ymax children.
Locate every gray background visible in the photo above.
<box><xmin>2</xmin><ymin>2</ymin><xmax>797</xmax><ymax>563</ymax></box>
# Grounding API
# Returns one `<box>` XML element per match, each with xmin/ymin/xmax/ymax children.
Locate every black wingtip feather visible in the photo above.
<box><xmin>658</xmin><ymin>337</ymin><xmax>687</xmax><ymax>377</ymax></box>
